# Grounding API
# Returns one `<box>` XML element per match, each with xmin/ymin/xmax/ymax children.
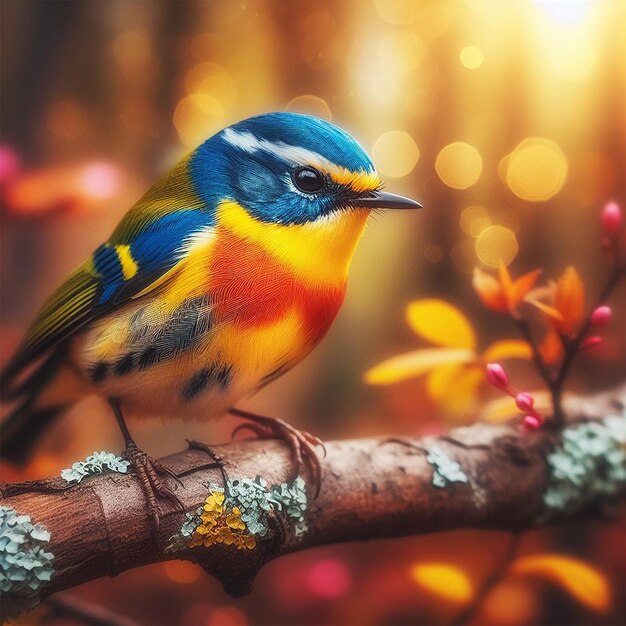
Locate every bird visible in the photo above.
<box><xmin>1</xmin><ymin>112</ymin><xmax>421</xmax><ymax>529</ymax></box>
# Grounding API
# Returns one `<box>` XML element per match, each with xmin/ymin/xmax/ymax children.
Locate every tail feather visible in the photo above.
<box><xmin>1</xmin><ymin>349</ymin><xmax>65</xmax><ymax>466</ymax></box>
<box><xmin>0</xmin><ymin>404</ymin><xmax>63</xmax><ymax>465</ymax></box>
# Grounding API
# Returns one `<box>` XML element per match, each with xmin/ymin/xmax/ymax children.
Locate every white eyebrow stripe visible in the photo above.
<box><xmin>222</xmin><ymin>127</ymin><xmax>336</xmax><ymax>171</ymax></box>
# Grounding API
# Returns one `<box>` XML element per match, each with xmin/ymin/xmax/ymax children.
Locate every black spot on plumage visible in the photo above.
<box><xmin>90</xmin><ymin>362</ymin><xmax>108</xmax><ymax>383</ymax></box>
<box><xmin>181</xmin><ymin>364</ymin><xmax>233</xmax><ymax>402</ymax></box>
<box><xmin>114</xmin><ymin>353</ymin><xmax>135</xmax><ymax>376</ymax></box>
<box><xmin>182</xmin><ymin>369</ymin><xmax>212</xmax><ymax>402</ymax></box>
<box><xmin>138</xmin><ymin>347</ymin><xmax>159</xmax><ymax>370</ymax></box>
<box><xmin>214</xmin><ymin>364</ymin><xmax>232</xmax><ymax>389</ymax></box>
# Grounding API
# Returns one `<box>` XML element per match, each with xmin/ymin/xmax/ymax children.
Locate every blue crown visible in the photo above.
<box><xmin>188</xmin><ymin>112</ymin><xmax>376</xmax><ymax>225</ymax></box>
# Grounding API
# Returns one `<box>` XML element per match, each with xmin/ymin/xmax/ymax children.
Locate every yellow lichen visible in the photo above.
<box><xmin>188</xmin><ymin>490</ymin><xmax>256</xmax><ymax>551</ymax></box>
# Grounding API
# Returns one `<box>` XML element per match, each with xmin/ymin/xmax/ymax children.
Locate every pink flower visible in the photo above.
<box><xmin>590</xmin><ymin>306</ymin><xmax>612</xmax><ymax>327</ymax></box>
<box><xmin>515</xmin><ymin>392</ymin><xmax>535</xmax><ymax>412</ymax></box>
<box><xmin>522</xmin><ymin>415</ymin><xmax>542</xmax><ymax>431</ymax></box>
<box><xmin>602</xmin><ymin>201</ymin><xmax>623</xmax><ymax>235</ymax></box>
<box><xmin>486</xmin><ymin>363</ymin><xmax>509</xmax><ymax>391</ymax></box>
<box><xmin>580</xmin><ymin>335</ymin><xmax>602</xmax><ymax>350</ymax></box>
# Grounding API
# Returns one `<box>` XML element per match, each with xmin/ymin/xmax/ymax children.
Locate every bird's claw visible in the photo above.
<box><xmin>231</xmin><ymin>412</ymin><xmax>324</xmax><ymax>498</ymax></box>
<box><xmin>124</xmin><ymin>443</ymin><xmax>185</xmax><ymax>538</ymax></box>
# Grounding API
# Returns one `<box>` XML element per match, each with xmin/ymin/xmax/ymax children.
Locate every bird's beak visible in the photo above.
<box><xmin>356</xmin><ymin>190</ymin><xmax>422</xmax><ymax>210</ymax></box>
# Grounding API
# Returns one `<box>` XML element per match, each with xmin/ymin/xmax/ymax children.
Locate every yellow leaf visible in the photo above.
<box><xmin>409</xmin><ymin>562</ymin><xmax>473</xmax><ymax>603</ymax></box>
<box><xmin>482</xmin><ymin>339</ymin><xmax>532</xmax><ymax>362</ymax></box>
<box><xmin>364</xmin><ymin>348</ymin><xmax>475</xmax><ymax>385</ymax></box>
<box><xmin>426</xmin><ymin>364</ymin><xmax>464</xmax><ymax>400</ymax></box>
<box><xmin>406</xmin><ymin>299</ymin><xmax>477</xmax><ymax>350</ymax></box>
<box><xmin>512</xmin><ymin>555</ymin><xmax>611</xmax><ymax>613</ymax></box>
<box><xmin>427</xmin><ymin>365</ymin><xmax>483</xmax><ymax>419</ymax></box>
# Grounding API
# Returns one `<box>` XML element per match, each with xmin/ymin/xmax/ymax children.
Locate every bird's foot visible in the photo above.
<box><xmin>230</xmin><ymin>408</ymin><xmax>325</xmax><ymax>497</ymax></box>
<box><xmin>124</xmin><ymin>443</ymin><xmax>184</xmax><ymax>537</ymax></box>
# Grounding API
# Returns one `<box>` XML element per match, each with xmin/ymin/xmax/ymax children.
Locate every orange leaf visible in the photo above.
<box><xmin>511</xmin><ymin>269</ymin><xmax>542</xmax><ymax>306</ymax></box>
<box><xmin>539</xmin><ymin>325</ymin><xmax>563</xmax><ymax>365</ymax></box>
<box><xmin>526</xmin><ymin>298</ymin><xmax>565</xmax><ymax>323</ymax></box>
<box><xmin>409</xmin><ymin>563</ymin><xmax>473</xmax><ymax>603</ymax></box>
<box><xmin>364</xmin><ymin>348</ymin><xmax>475</xmax><ymax>385</ymax></box>
<box><xmin>482</xmin><ymin>339</ymin><xmax>532</xmax><ymax>362</ymax></box>
<box><xmin>554</xmin><ymin>266</ymin><xmax>585</xmax><ymax>335</ymax></box>
<box><xmin>472</xmin><ymin>268</ymin><xmax>508</xmax><ymax>313</ymax></box>
<box><xmin>512</xmin><ymin>555</ymin><xmax>611</xmax><ymax>613</ymax></box>
<box><xmin>406</xmin><ymin>299</ymin><xmax>477</xmax><ymax>350</ymax></box>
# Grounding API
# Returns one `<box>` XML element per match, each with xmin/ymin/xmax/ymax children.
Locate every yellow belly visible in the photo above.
<box><xmin>69</xmin><ymin>301</ymin><xmax>310</xmax><ymax>419</ymax></box>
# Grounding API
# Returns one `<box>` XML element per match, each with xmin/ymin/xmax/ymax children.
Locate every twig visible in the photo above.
<box><xmin>515</xmin><ymin>264</ymin><xmax>625</xmax><ymax>424</ymax></box>
<box><xmin>0</xmin><ymin>393</ymin><xmax>623</xmax><ymax>618</ymax></box>
<box><xmin>450</xmin><ymin>533</ymin><xmax>523</xmax><ymax>626</ymax></box>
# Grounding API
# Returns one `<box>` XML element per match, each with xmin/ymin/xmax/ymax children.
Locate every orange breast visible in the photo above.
<box><xmin>209</xmin><ymin>230</ymin><xmax>346</xmax><ymax>345</ymax></box>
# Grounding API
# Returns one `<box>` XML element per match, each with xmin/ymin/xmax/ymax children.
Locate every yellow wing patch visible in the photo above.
<box><xmin>115</xmin><ymin>244</ymin><xmax>138</xmax><ymax>280</ymax></box>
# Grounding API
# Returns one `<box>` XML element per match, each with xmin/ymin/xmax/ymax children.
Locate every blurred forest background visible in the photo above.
<box><xmin>1</xmin><ymin>1</ymin><xmax>624</xmax><ymax>625</ymax></box>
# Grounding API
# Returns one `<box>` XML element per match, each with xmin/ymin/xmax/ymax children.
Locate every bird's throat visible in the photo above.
<box><xmin>216</xmin><ymin>200</ymin><xmax>369</xmax><ymax>286</ymax></box>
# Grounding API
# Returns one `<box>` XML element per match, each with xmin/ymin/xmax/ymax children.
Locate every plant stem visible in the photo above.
<box><xmin>450</xmin><ymin>533</ymin><xmax>523</xmax><ymax>626</ymax></box>
<box><xmin>551</xmin><ymin>265</ymin><xmax>625</xmax><ymax>418</ymax></box>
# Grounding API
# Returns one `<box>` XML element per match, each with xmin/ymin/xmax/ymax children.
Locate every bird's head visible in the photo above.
<box><xmin>190</xmin><ymin>112</ymin><xmax>421</xmax><ymax>226</ymax></box>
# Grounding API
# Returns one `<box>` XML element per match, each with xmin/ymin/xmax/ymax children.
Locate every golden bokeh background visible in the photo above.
<box><xmin>1</xmin><ymin>1</ymin><xmax>624</xmax><ymax>625</ymax></box>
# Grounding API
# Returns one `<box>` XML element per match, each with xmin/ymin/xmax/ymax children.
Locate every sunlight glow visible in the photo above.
<box><xmin>372</xmin><ymin>131</ymin><xmax>420</xmax><ymax>178</ymax></box>
<box><xmin>435</xmin><ymin>143</ymin><xmax>482</xmax><ymax>189</ymax></box>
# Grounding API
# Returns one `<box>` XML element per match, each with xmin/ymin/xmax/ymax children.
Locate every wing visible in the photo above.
<box><xmin>1</xmin><ymin>206</ymin><xmax>215</xmax><ymax>388</ymax></box>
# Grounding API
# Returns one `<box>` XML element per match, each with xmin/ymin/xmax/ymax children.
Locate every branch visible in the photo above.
<box><xmin>1</xmin><ymin>390</ymin><xmax>624</xmax><ymax>621</ymax></box>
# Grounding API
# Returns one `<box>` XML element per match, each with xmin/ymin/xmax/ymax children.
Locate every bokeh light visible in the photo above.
<box><xmin>435</xmin><ymin>142</ymin><xmax>483</xmax><ymax>189</ymax></box>
<box><xmin>475</xmin><ymin>225</ymin><xmax>519</xmax><ymax>267</ymax></box>
<box><xmin>206</xmin><ymin>605</ymin><xmax>248</xmax><ymax>626</ymax></box>
<box><xmin>162</xmin><ymin>560</ymin><xmax>201</xmax><ymax>584</ymax></box>
<box><xmin>504</xmin><ymin>138</ymin><xmax>568</xmax><ymax>202</ymax></box>
<box><xmin>185</xmin><ymin>62</ymin><xmax>238</xmax><ymax>110</ymax></box>
<box><xmin>379</xmin><ymin>31</ymin><xmax>426</xmax><ymax>74</ymax></box>
<box><xmin>424</xmin><ymin>244</ymin><xmax>443</xmax><ymax>263</ymax></box>
<box><xmin>460</xmin><ymin>46</ymin><xmax>484</xmax><ymax>69</ymax></box>
<box><xmin>79</xmin><ymin>163</ymin><xmax>120</xmax><ymax>200</ymax></box>
<box><xmin>460</xmin><ymin>205</ymin><xmax>491</xmax><ymax>237</ymax></box>
<box><xmin>372</xmin><ymin>131</ymin><xmax>420</xmax><ymax>178</ymax></box>
<box><xmin>46</xmin><ymin>99</ymin><xmax>88</xmax><ymax>140</ymax></box>
<box><xmin>285</xmin><ymin>94</ymin><xmax>332</xmax><ymax>121</ymax></box>
<box><xmin>373</xmin><ymin>0</ymin><xmax>420</xmax><ymax>25</ymax></box>
<box><xmin>173</xmin><ymin>94</ymin><xmax>224</xmax><ymax>147</ymax></box>
<box><xmin>0</xmin><ymin>145</ymin><xmax>20</xmax><ymax>181</ymax></box>
<box><xmin>307</xmin><ymin>558</ymin><xmax>351</xmax><ymax>598</ymax></box>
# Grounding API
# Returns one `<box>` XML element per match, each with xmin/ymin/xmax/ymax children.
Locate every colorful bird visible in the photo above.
<box><xmin>1</xmin><ymin>112</ymin><xmax>420</xmax><ymax>528</ymax></box>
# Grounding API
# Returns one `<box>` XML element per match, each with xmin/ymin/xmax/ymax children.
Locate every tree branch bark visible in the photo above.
<box><xmin>1</xmin><ymin>389</ymin><xmax>624</xmax><ymax>620</ymax></box>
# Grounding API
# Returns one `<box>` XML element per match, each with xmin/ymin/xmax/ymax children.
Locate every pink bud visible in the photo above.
<box><xmin>580</xmin><ymin>335</ymin><xmax>602</xmax><ymax>350</ymax></box>
<box><xmin>515</xmin><ymin>392</ymin><xmax>535</xmax><ymax>412</ymax></box>
<box><xmin>602</xmin><ymin>201</ymin><xmax>623</xmax><ymax>234</ymax></box>
<box><xmin>486</xmin><ymin>363</ymin><xmax>509</xmax><ymax>391</ymax></box>
<box><xmin>590</xmin><ymin>306</ymin><xmax>612</xmax><ymax>327</ymax></box>
<box><xmin>522</xmin><ymin>415</ymin><xmax>542</xmax><ymax>431</ymax></box>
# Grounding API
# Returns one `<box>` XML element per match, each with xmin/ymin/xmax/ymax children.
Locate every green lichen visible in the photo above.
<box><xmin>427</xmin><ymin>446</ymin><xmax>468</xmax><ymax>488</ymax></box>
<box><xmin>168</xmin><ymin>475</ymin><xmax>308</xmax><ymax>552</ymax></box>
<box><xmin>543</xmin><ymin>414</ymin><xmax>626</xmax><ymax>516</ymax></box>
<box><xmin>61</xmin><ymin>450</ymin><xmax>130</xmax><ymax>483</ymax></box>
<box><xmin>0</xmin><ymin>506</ymin><xmax>54</xmax><ymax>620</ymax></box>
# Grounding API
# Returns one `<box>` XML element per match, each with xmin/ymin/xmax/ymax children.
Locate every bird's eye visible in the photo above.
<box><xmin>292</xmin><ymin>167</ymin><xmax>325</xmax><ymax>194</ymax></box>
